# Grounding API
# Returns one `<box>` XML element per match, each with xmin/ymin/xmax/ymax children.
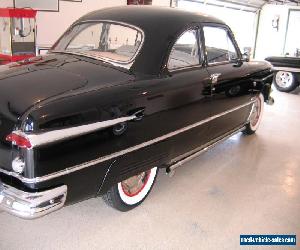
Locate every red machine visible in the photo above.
<box><xmin>0</xmin><ymin>8</ymin><xmax>37</xmax><ymax>65</ymax></box>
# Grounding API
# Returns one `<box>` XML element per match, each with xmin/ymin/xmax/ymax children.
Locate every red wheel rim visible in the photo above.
<box><xmin>121</xmin><ymin>170</ymin><xmax>151</xmax><ymax>197</ymax></box>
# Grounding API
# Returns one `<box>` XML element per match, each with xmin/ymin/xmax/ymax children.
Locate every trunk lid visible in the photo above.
<box><xmin>0</xmin><ymin>53</ymin><xmax>132</xmax><ymax>172</ymax></box>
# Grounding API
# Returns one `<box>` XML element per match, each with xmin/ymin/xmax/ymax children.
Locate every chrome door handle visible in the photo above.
<box><xmin>210</xmin><ymin>73</ymin><xmax>221</xmax><ymax>84</ymax></box>
<box><xmin>129</xmin><ymin>108</ymin><xmax>145</xmax><ymax>121</ymax></box>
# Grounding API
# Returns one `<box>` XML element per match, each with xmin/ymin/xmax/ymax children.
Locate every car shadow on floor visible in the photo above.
<box><xmin>291</xmin><ymin>88</ymin><xmax>300</xmax><ymax>95</ymax></box>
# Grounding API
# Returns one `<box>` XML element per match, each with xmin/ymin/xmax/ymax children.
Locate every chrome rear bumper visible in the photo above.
<box><xmin>0</xmin><ymin>182</ymin><xmax>67</xmax><ymax>219</ymax></box>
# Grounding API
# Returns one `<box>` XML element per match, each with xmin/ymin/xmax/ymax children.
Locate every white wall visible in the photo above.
<box><xmin>152</xmin><ymin>0</ymin><xmax>171</xmax><ymax>7</ymax></box>
<box><xmin>36</xmin><ymin>0</ymin><xmax>175</xmax><ymax>47</ymax></box>
<box><xmin>36</xmin><ymin>0</ymin><xmax>127</xmax><ymax>47</ymax></box>
<box><xmin>255</xmin><ymin>4</ymin><xmax>300</xmax><ymax>60</ymax></box>
<box><xmin>1</xmin><ymin>0</ymin><xmax>174</xmax><ymax>50</ymax></box>
<box><xmin>0</xmin><ymin>0</ymin><xmax>127</xmax><ymax>47</ymax></box>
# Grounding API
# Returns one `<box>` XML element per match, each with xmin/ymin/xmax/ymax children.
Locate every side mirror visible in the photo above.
<box><xmin>242</xmin><ymin>52</ymin><xmax>250</xmax><ymax>62</ymax></box>
<box><xmin>242</xmin><ymin>47</ymin><xmax>251</xmax><ymax>62</ymax></box>
<box><xmin>230</xmin><ymin>57</ymin><xmax>239</xmax><ymax>64</ymax></box>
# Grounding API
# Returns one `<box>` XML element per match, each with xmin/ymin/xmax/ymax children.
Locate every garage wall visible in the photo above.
<box><xmin>36</xmin><ymin>0</ymin><xmax>173</xmax><ymax>48</ymax></box>
<box><xmin>152</xmin><ymin>0</ymin><xmax>174</xmax><ymax>6</ymax></box>
<box><xmin>36</xmin><ymin>0</ymin><xmax>176</xmax><ymax>49</ymax></box>
<box><xmin>255</xmin><ymin>4</ymin><xmax>300</xmax><ymax>60</ymax></box>
<box><xmin>1</xmin><ymin>0</ymin><xmax>174</xmax><ymax>52</ymax></box>
<box><xmin>36</xmin><ymin>0</ymin><xmax>127</xmax><ymax>47</ymax></box>
<box><xmin>178</xmin><ymin>1</ymin><xmax>258</xmax><ymax>55</ymax></box>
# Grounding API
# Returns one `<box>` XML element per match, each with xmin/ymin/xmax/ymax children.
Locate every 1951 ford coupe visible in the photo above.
<box><xmin>0</xmin><ymin>6</ymin><xmax>274</xmax><ymax>219</ymax></box>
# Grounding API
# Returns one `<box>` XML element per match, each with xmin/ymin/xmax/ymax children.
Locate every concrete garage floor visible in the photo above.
<box><xmin>0</xmin><ymin>89</ymin><xmax>300</xmax><ymax>250</ymax></box>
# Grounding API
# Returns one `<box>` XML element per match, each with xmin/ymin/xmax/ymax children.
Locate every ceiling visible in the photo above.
<box><xmin>224</xmin><ymin>0</ymin><xmax>300</xmax><ymax>8</ymax></box>
<box><xmin>180</xmin><ymin>0</ymin><xmax>300</xmax><ymax>12</ymax></box>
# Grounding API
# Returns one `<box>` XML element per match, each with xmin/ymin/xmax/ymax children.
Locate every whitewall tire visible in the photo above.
<box><xmin>103</xmin><ymin>167</ymin><xmax>158</xmax><ymax>211</ymax></box>
<box><xmin>243</xmin><ymin>93</ymin><xmax>264</xmax><ymax>135</ymax></box>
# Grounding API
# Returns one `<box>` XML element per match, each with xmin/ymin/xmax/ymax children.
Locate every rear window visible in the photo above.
<box><xmin>53</xmin><ymin>22</ymin><xmax>143</xmax><ymax>63</ymax></box>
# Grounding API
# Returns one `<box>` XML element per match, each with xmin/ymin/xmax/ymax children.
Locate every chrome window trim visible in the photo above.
<box><xmin>52</xmin><ymin>20</ymin><xmax>145</xmax><ymax>70</ymax></box>
<box><xmin>0</xmin><ymin>100</ymin><xmax>255</xmax><ymax>184</ymax></box>
<box><xmin>168</xmin><ymin>64</ymin><xmax>204</xmax><ymax>73</ymax></box>
<box><xmin>207</xmin><ymin>61</ymin><xmax>233</xmax><ymax>67</ymax></box>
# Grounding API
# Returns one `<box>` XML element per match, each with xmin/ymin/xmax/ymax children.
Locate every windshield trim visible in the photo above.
<box><xmin>51</xmin><ymin>20</ymin><xmax>145</xmax><ymax>70</ymax></box>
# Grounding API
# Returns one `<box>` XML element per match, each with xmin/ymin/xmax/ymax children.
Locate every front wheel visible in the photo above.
<box><xmin>243</xmin><ymin>93</ymin><xmax>264</xmax><ymax>135</ymax></box>
<box><xmin>274</xmin><ymin>71</ymin><xmax>298</xmax><ymax>92</ymax></box>
<box><xmin>102</xmin><ymin>167</ymin><xmax>158</xmax><ymax>211</ymax></box>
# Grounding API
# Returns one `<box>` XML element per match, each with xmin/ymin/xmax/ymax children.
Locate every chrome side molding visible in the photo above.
<box><xmin>13</xmin><ymin>114</ymin><xmax>138</xmax><ymax>149</ymax></box>
<box><xmin>1</xmin><ymin>100</ymin><xmax>254</xmax><ymax>184</ymax></box>
<box><xmin>166</xmin><ymin>125</ymin><xmax>246</xmax><ymax>176</ymax></box>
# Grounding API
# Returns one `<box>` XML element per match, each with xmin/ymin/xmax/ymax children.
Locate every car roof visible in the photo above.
<box><xmin>76</xmin><ymin>6</ymin><xmax>226</xmax><ymax>75</ymax></box>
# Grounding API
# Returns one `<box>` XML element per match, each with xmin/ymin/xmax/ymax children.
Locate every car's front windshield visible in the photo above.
<box><xmin>52</xmin><ymin>21</ymin><xmax>143</xmax><ymax>64</ymax></box>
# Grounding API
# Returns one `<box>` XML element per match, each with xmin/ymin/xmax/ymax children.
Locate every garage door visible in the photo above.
<box><xmin>284</xmin><ymin>9</ymin><xmax>300</xmax><ymax>57</ymax></box>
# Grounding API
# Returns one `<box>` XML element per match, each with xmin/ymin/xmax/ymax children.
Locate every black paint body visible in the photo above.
<box><xmin>0</xmin><ymin>6</ymin><xmax>273</xmax><ymax>205</ymax></box>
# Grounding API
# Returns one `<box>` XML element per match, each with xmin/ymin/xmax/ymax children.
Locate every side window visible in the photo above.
<box><xmin>168</xmin><ymin>29</ymin><xmax>200</xmax><ymax>70</ymax></box>
<box><xmin>203</xmin><ymin>26</ymin><xmax>238</xmax><ymax>64</ymax></box>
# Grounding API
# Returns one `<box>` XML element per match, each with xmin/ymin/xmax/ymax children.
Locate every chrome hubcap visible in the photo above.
<box><xmin>250</xmin><ymin>97</ymin><xmax>261</xmax><ymax>127</ymax></box>
<box><xmin>121</xmin><ymin>171</ymin><xmax>151</xmax><ymax>197</ymax></box>
<box><xmin>276</xmin><ymin>71</ymin><xmax>293</xmax><ymax>88</ymax></box>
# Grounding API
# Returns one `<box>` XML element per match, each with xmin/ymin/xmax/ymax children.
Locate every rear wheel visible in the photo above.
<box><xmin>243</xmin><ymin>93</ymin><xmax>264</xmax><ymax>135</ymax></box>
<box><xmin>102</xmin><ymin>167</ymin><xmax>158</xmax><ymax>211</ymax></box>
<box><xmin>274</xmin><ymin>71</ymin><xmax>298</xmax><ymax>92</ymax></box>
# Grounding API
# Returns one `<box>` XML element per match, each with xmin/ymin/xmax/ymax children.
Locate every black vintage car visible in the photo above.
<box><xmin>265</xmin><ymin>56</ymin><xmax>300</xmax><ymax>92</ymax></box>
<box><xmin>0</xmin><ymin>6</ymin><xmax>274</xmax><ymax>219</ymax></box>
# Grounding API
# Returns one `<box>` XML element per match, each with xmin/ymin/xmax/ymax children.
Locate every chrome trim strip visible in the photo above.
<box><xmin>15</xmin><ymin>115</ymin><xmax>137</xmax><ymax>148</ymax></box>
<box><xmin>273</xmin><ymin>67</ymin><xmax>300</xmax><ymax>73</ymax></box>
<box><xmin>167</xmin><ymin>125</ymin><xmax>246</xmax><ymax>173</ymax></box>
<box><xmin>168</xmin><ymin>64</ymin><xmax>204</xmax><ymax>73</ymax></box>
<box><xmin>0</xmin><ymin>100</ymin><xmax>254</xmax><ymax>184</ymax></box>
<box><xmin>208</xmin><ymin>60</ymin><xmax>232</xmax><ymax>66</ymax></box>
<box><xmin>0</xmin><ymin>183</ymin><xmax>67</xmax><ymax>219</ymax></box>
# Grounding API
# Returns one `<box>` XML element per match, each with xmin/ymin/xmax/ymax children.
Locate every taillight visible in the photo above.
<box><xmin>6</xmin><ymin>133</ymin><xmax>32</xmax><ymax>149</ymax></box>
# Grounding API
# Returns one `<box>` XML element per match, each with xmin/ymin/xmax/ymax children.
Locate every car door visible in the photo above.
<box><xmin>98</xmin><ymin>27</ymin><xmax>213</xmax><ymax>189</ymax></box>
<box><xmin>202</xmin><ymin>24</ymin><xmax>254</xmax><ymax>140</ymax></box>
<box><xmin>150</xmin><ymin>26</ymin><xmax>212</xmax><ymax>160</ymax></box>
<box><xmin>110</xmin><ymin>27</ymin><xmax>212</xmax><ymax>165</ymax></box>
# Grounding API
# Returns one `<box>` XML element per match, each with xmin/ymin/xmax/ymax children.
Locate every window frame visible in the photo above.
<box><xmin>166</xmin><ymin>26</ymin><xmax>204</xmax><ymax>72</ymax></box>
<box><xmin>201</xmin><ymin>23</ymin><xmax>242</xmax><ymax>67</ymax></box>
